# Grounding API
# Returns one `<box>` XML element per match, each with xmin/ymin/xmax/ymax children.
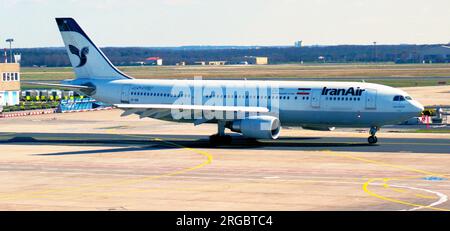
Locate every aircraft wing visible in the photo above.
<box><xmin>114</xmin><ymin>104</ymin><xmax>269</xmax><ymax>113</ymax></box>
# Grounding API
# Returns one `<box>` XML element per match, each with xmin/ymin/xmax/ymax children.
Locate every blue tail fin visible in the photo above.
<box><xmin>56</xmin><ymin>18</ymin><xmax>132</xmax><ymax>80</ymax></box>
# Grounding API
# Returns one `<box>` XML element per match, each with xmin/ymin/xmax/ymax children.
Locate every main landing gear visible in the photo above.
<box><xmin>368</xmin><ymin>126</ymin><xmax>379</xmax><ymax>144</ymax></box>
<box><xmin>209</xmin><ymin>121</ymin><xmax>232</xmax><ymax>145</ymax></box>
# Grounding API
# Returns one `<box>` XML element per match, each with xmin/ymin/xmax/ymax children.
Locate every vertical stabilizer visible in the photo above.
<box><xmin>56</xmin><ymin>18</ymin><xmax>132</xmax><ymax>80</ymax></box>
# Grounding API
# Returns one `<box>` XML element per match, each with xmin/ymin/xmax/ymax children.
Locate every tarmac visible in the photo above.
<box><xmin>0</xmin><ymin>109</ymin><xmax>449</xmax><ymax>211</ymax></box>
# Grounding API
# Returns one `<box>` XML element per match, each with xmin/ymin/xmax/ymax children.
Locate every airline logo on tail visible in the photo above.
<box><xmin>69</xmin><ymin>45</ymin><xmax>89</xmax><ymax>67</ymax></box>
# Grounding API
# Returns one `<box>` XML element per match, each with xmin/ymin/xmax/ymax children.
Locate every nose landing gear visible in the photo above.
<box><xmin>368</xmin><ymin>135</ymin><xmax>378</xmax><ymax>144</ymax></box>
<box><xmin>368</xmin><ymin>126</ymin><xmax>379</xmax><ymax>144</ymax></box>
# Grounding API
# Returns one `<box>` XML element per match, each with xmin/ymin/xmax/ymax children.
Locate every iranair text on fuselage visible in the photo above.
<box><xmin>321</xmin><ymin>87</ymin><xmax>366</xmax><ymax>96</ymax></box>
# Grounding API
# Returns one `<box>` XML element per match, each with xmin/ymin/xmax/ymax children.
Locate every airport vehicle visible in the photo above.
<box><xmin>30</xmin><ymin>18</ymin><xmax>424</xmax><ymax>144</ymax></box>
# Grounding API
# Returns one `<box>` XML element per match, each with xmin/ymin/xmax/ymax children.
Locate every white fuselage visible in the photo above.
<box><xmin>52</xmin><ymin>17</ymin><xmax>426</xmax><ymax>143</ymax></box>
<box><xmin>73</xmin><ymin>78</ymin><xmax>424</xmax><ymax>128</ymax></box>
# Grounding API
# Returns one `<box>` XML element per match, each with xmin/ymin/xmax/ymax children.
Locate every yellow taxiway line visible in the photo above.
<box><xmin>0</xmin><ymin>135</ymin><xmax>214</xmax><ymax>201</ymax></box>
<box><xmin>326</xmin><ymin>151</ymin><xmax>449</xmax><ymax>211</ymax></box>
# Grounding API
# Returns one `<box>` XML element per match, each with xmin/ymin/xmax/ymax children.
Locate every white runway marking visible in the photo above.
<box><xmin>264</xmin><ymin>176</ymin><xmax>280</xmax><ymax>179</ymax></box>
<box><xmin>389</xmin><ymin>184</ymin><xmax>449</xmax><ymax>211</ymax></box>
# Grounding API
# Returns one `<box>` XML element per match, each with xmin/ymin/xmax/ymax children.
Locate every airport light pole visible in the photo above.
<box><xmin>6</xmin><ymin>38</ymin><xmax>14</xmax><ymax>63</ymax></box>
<box><xmin>373</xmin><ymin>41</ymin><xmax>377</xmax><ymax>62</ymax></box>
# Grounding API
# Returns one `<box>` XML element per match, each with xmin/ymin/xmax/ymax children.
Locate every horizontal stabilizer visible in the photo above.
<box><xmin>23</xmin><ymin>82</ymin><xmax>93</xmax><ymax>90</ymax></box>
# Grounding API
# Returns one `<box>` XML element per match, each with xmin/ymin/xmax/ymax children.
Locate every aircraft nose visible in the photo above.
<box><xmin>413</xmin><ymin>101</ymin><xmax>424</xmax><ymax>113</ymax></box>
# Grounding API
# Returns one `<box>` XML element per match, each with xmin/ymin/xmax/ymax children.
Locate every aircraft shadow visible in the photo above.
<box><xmin>0</xmin><ymin>132</ymin><xmax>374</xmax><ymax>156</ymax></box>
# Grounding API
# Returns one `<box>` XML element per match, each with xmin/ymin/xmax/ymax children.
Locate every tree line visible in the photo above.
<box><xmin>13</xmin><ymin>44</ymin><xmax>446</xmax><ymax>67</ymax></box>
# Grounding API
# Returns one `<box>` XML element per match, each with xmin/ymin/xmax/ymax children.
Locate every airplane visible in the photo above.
<box><xmin>28</xmin><ymin>18</ymin><xmax>425</xmax><ymax>145</ymax></box>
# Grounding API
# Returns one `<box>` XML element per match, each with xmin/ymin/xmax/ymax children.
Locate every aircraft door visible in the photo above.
<box><xmin>365</xmin><ymin>89</ymin><xmax>377</xmax><ymax>109</ymax></box>
<box><xmin>311</xmin><ymin>89</ymin><xmax>321</xmax><ymax>108</ymax></box>
<box><xmin>121</xmin><ymin>85</ymin><xmax>131</xmax><ymax>103</ymax></box>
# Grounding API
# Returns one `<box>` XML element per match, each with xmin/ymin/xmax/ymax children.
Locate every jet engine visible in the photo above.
<box><xmin>228</xmin><ymin>116</ymin><xmax>281</xmax><ymax>140</ymax></box>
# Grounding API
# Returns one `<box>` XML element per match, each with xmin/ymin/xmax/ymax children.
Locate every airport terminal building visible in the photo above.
<box><xmin>0</xmin><ymin>63</ymin><xmax>21</xmax><ymax>106</ymax></box>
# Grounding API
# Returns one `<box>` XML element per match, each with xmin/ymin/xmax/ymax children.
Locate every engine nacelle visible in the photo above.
<box><xmin>228</xmin><ymin>116</ymin><xmax>281</xmax><ymax>140</ymax></box>
<box><xmin>302</xmin><ymin>126</ymin><xmax>336</xmax><ymax>131</ymax></box>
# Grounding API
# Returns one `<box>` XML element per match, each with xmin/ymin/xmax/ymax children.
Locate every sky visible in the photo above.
<box><xmin>0</xmin><ymin>0</ymin><xmax>450</xmax><ymax>48</ymax></box>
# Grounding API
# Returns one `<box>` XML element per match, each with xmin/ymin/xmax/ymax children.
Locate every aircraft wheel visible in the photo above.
<box><xmin>368</xmin><ymin>136</ymin><xmax>378</xmax><ymax>144</ymax></box>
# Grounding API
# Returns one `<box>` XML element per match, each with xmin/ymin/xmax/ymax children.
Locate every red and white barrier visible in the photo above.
<box><xmin>0</xmin><ymin>109</ymin><xmax>56</xmax><ymax>118</ymax></box>
<box><xmin>0</xmin><ymin>107</ymin><xmax>113</xmax><ymax>118</ymax></box>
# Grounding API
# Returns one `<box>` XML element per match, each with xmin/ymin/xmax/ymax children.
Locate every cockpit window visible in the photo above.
<box><xmin>393</xmin><ymin>95</ymin><xmax>406</xmax><ymax>101</ymax></box>
<box><xmin>405</xmin><ymin>96</ymin><xmax>413</xmax><ymax>100</ymax></box>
